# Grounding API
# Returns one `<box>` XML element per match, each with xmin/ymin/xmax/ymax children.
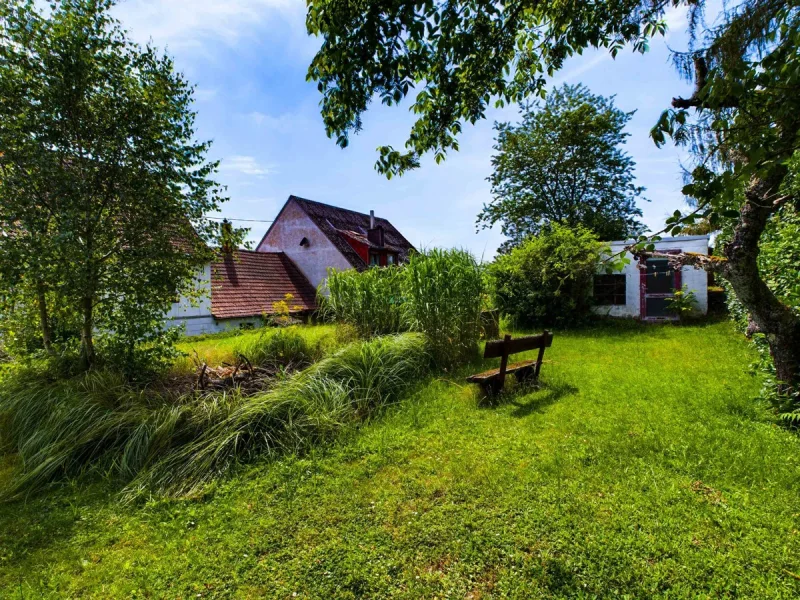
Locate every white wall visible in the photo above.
<box><xmin>164</xmin><ymin>264</ymin><xmax>267</xmax><ymax>336</ymax></box>
<box><xmin>593</xmin><ymin>235</ymin><xmax>709</xmax><ymax>319</ymax></box>
<box><xmin>257</xmin><ymin>198</ymin><xmax>353</xmax><ymax>290</ymax></box>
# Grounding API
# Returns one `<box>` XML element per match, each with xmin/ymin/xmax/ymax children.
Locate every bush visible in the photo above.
<box><xmin>488</xmin><ymin>224</ymin><xmax>605</xmax><ymax>327</ymax></box>
<box><xmin>0</xmin><ymin>333</ymin><xmax>430</xmax><ymax>500</ymax></box>
<box><xmin>403</xmin><ymin>248</ymin><xmax>483</xmax><ymax>369</ymax></box>
<box><xmin>321</xmin><ymin>266</ymin><xmax>406</xmax><ymax>337</ymax></box>
<box><xmin>667</xmin><ymin>285</ymin><xmax>700</xmax><ymax>319</ymax></box>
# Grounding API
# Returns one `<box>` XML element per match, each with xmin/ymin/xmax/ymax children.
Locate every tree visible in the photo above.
<box><xmin>478</xmin><ymin>84</ymin><xmax>646</xmax><ymax>250</ymax></box>
<box><xmin>0</xmin><ymin>0</ymin><xmax>231</xmax><ymax>370</ymax></box>
<box><xmin>306</xmin><ymin>0</ymin><xmax>800</xmax><ymax>399</ymax></box>
<box><xmin>648</xmin><ymin>1</ymin><xmax>800</xmax><ymax>394</ymax></box>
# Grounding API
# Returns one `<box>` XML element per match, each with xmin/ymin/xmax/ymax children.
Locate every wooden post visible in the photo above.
<box><xmin>496</xmin><ymin>334</ymin><xmax>511</xmax><ymax>392</ymax></box>
<box><xmin>534</xmin><ymin>330</ymin><xmax>550</xmax><ymax>378</ymax></box>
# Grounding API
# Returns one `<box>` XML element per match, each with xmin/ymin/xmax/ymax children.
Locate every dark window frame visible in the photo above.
<box><xmin>594</xmin><ymin>274</ymin><xmax>627</xmax><ymax>306</ymax></box>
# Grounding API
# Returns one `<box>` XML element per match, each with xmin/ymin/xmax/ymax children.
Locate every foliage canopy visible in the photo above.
<box><xmin>0</xmin><ymin>0</ymin><xmax>232</xmax><ymax>373</ymax></box>
<box><xmin>478</xmin><ymin>84</ymin><xmax>646</xmax><ymax>249</ymax></box>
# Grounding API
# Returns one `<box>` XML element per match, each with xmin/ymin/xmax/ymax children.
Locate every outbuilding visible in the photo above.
<box><xmin>592</xmin><ymin>235</ymin><xmax>709</xmax><ymax>320</ymax></box>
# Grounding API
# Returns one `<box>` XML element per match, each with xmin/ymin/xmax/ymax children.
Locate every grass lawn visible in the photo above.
<box><xmin>1</xmin><ymin>321</ymin><xmax>799</xmax><ymax>598</ymax></box>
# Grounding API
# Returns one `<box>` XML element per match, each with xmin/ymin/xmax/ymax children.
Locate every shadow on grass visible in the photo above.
<box><xmin>475</xmin><ymin>378</ymin><xmax>578</xmax><ymax>417</ymax></box>
<box><xmin>510</xmin><ymin>380</ymin><xmax>579</xmax><ymax>417</ymax></box>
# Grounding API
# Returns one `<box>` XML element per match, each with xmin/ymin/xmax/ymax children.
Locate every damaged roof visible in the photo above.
<box><xmin>264</xmin><ymin>195</ymin><xmax>416</xmax><ymax>270</ymax></box>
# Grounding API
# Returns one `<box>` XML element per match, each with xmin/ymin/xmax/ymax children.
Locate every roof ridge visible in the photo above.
<box><xmin>229</xmin><ymin>248</ymin><xmax>285</xmax><ymax>255</ymax></box>
<box><xmin>290</xmin><ymin>195</ymin><xmax>391</xmax><ymax>223</ymax></box>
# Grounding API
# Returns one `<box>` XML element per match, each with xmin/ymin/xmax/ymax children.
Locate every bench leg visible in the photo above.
<box><xmin>514</xmin><ymin>366</ymin><xmax>535</xmax><ymax>383</ymax></box>
<box><xmin>478</xmin><ymin>378</ymin><xmax>504</xmax><ymax>397</ymax></box>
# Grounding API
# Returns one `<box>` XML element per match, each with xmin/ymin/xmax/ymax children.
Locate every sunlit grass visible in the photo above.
<box><xmin>1</xmin><ymin>321</ymin><xmax>799</xmax><ymax>598</ymax></box>
<box><xmin>171</xmin><ymin>324</ymin><xmax>343</xmax><ymax>373</ymax></box>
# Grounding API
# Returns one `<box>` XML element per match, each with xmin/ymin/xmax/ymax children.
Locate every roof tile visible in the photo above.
<box><xmin>211</xmin><ymin>250</ymin><xmax>317</xmax><ymax>319</ymax></box>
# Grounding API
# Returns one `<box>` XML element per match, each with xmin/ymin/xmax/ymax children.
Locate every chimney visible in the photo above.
<box><xmin>367</xmin><ymin>211</ymin><xmax>385</xmax><ymax>248</ymax></box>
<box><xmin>221</xmin><ymin>219</ymin><xmax>234</xmax><ymax>254</ymax></box>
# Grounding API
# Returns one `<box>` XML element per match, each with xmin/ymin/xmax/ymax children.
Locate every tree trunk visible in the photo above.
<box><xmin>79</xmin><ymin>295</ymin><xmax>95</xmax><ymax>370</ymax></box>
<box><xmin>36</xmin><ymin>281</ymin><xmax>53</xmax><ymax>354</ymax></box>
<box><xmin>721</xmin><ymin>172</ymin><xmax>800</xmax><ymax>389</ymax></box>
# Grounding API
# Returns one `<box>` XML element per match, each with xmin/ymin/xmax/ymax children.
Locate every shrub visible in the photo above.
<box><xmin>667</xmin><ymin>286</ymin><xmax>700</xmax><ymax>319</ymax></box>
<box><xmin>321</xmin><ymin>266</ymin><xmax>406</xmax><ymax>337</ymax></box>
<box><xmin>403</xmin><ymin>248</ymin><xmax>484</xmax><ymax>369</ymax></box>
<box><xmin>488</xmin><ymin>224</ymin><xmax>605</xmax><ymax>327</ymax></box>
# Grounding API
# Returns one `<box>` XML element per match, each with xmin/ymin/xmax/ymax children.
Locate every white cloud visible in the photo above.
<box><xmin>220</xmin><ymin>155</ymin><xmax>276</xmax><ymax>177</ymax></box>
<box><xmin>663</xmin><ymin>4</ymin><xmax>689</xmax><ymax>38</ymax></box>
<box><xmin>112</xmin><ymin>0</ymin><xmax>304</xmax><ymax>50</ymax></box>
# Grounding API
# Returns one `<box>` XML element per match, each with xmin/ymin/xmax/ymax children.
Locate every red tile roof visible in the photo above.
<box><xmin>211</xmin><ymin>250</ymin><xmax>317</xmax><ymax>319</ymax></box>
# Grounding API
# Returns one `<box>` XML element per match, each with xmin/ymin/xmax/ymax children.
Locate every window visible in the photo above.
<box><xmin>387</xmin><ymin>253</ymin><xmax>396</xmax><ymax>265</ymax></box>
<box><xmin>594</xmin><ymin>274</ymin><xmax>626</xmax><ymax>305</ymax></box>
<box><xmin>369</xmin><ymin>252</ymin><xmax>379</xmax><ymax>266</ymax></box>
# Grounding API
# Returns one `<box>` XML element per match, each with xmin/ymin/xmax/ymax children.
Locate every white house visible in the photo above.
<box><xmin>593</xmin><ymin>235</ymin><xmax>709</xmax><ymax>320</ymax></box>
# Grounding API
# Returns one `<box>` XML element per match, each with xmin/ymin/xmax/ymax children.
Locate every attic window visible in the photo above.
<box><xmin>299</xmin><ymin>237</ymin><xmax>309</xmax><ymax>247</ymax></box>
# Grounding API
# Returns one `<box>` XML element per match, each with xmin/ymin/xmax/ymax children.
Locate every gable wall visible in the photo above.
<box><xmin>257</xmin><ymin>199</ymin><xmax>353</xmax><ymax>290</ymax></box>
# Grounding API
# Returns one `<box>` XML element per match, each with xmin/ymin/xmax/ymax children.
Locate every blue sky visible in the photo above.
<box><xmin>113</xmin><ymin>0</ymin><xmax>701</xmax><ymax>258</ymax></box>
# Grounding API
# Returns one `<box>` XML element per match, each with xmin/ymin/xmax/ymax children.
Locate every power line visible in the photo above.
<box><xmin>203</xmin><ymin>217</ymin><xmax>275</xmax><ymax>223</ymax></box>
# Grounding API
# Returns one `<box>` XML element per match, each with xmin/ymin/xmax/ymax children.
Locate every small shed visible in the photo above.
<box><xmin>592</xmin><ymin>235</ymin><xmax>709</xmax><ymax>320</ymax></box>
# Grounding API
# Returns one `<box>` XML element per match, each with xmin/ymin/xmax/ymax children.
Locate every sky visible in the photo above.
<box><xmin>111</xmin><ymin>0</ymin><xmax>703</xmax><ymax>259</ymax></box>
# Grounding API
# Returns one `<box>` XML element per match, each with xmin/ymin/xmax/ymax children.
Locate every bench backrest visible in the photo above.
<box><xmin>483</xmin><ymin>331</ymin><xmax>553</xmax><ymax>359</ymax></box>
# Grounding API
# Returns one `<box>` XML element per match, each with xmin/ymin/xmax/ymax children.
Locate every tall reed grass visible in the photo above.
<box><xmin>319</xmin><ymin>249</ymin><xmax>484</xmax><ymax>369</ymax></box>
<box><xmin>0</xmin><ymin>333</ymin><xmax>429</xmax><ymax>500</ymax></box>
<box><xmin>403</xmin><ymin>248</ymin><xmax>483</xmax><ymax>368</ymax></box>
<box><xmin>321</xmin><ymin>266</ymin><xmax>406</xmax><ymax>337</ymax></box>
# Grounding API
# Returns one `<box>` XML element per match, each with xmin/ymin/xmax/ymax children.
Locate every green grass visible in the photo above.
<box><xmin>172</xmin><ymin>324</ymin><xmax>345</xmax><ymax>373</ymax></box>
<box><xmin>2</xmin><ymin>321</ymin><xmax>799</xmax><ymax>598</ymax></box>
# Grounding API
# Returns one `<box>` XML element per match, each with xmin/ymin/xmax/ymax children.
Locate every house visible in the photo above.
<box><xmin>592</xmin><ymin>235</ymin><xmax>709</xmax><ymax>320</ymax></box>
<box><xmin>165</xmin><ymin>196</ymin><xmax>415</xmax><ymax>335</ymax></box>
<box><xmin>257</xmin><ymin>195</ymin><xmax>416</xmax><ymax>289</ymax></box>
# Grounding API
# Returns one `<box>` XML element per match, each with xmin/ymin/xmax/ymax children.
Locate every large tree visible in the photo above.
<box><xmin>478</xmin><ymin>84</ymin><xmax>646</xmax><ymax>249</ymax></box>
<box><xmin>306</xmin><ymin>0</ymin><xmax>800</xmax><ymax>397</ymax></box>
<box><xmin>0</xmin><ymin>0</ymin><xmax>229</xmax><ymax>369</ymax></box>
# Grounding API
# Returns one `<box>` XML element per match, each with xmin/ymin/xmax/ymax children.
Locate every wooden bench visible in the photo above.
<box><xmin>467</xmin><ymin>331</ymin><xmax>553</xmax><ymax>395</ymax></box>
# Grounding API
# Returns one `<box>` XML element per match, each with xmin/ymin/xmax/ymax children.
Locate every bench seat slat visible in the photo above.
<box><xmin>466</xmin><ymin>359</ymin><xmax>537</xmax><ymax>383</ymax></box>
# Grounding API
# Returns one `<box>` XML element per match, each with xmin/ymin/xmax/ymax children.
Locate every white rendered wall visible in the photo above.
<box><xmin>164</xmin><ymin>265</ymin><xmax>267</xmax><ymax>336</ymax></box>
<box><xmin>593</xmin><ymin>235</ymin><xmax>709</xmax><ymax>318</ymax></box>
<box><xmin>257</xmin><ymin>198</ymin><xmax>353</xmax><ymax>290</ymax></box>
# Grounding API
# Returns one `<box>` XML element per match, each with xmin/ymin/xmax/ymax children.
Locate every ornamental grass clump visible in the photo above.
<box><xmin>0</xmin><ymin>333</ymin><xmax>429</xmax><ymax>500</ymax></box>
<box><xmin>321</xmin><ymin>266</ymin><xmax>406</xmax><ymax>336</ymax></box>
<box><xmin>403</xmin><ymin>248</ymin><xmax>484</xmax><ymax>369</ymax></box>
<box><xmin>318</xmin><ymin>249</ymin><xmax>484</xmax><ymax>370</ymax></box>
<box><xmin>126</xmin><ymin>333</ymin><xmax>429</xmax><ymax>498</ymax></box>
